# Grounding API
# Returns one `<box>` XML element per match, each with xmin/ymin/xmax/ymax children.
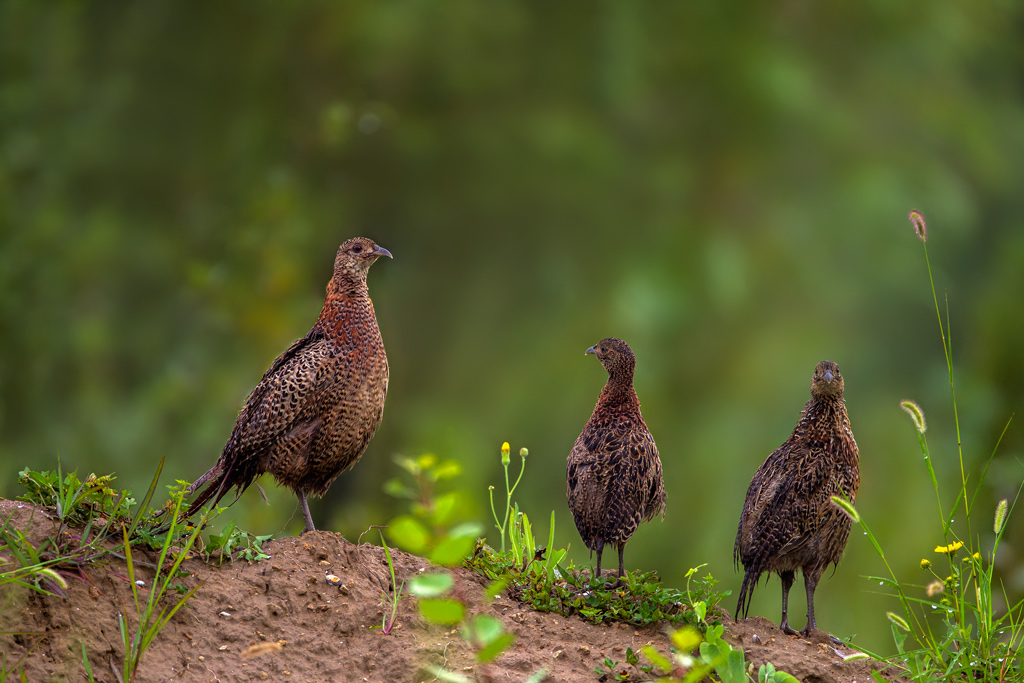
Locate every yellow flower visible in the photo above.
<box><xmin>972</xmin><ymin>552</ymin><xmax>981</xmax><ymax>561</ymax></box>
<box><xmin>934</xmin><ymin>541</ymin><xmax>964</xmax><ymax>555</ymax></box>
<box><xmin>920</xmin><ymin>559</ymin><xmax>931</xmax><ymax>570</ymax></box>
<box><xmin>501</xmin><ymin>442</ymin><xmax>510</xmax><ymax>465</ymax></box>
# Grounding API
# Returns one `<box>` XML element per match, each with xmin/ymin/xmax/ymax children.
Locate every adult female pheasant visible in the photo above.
<box><xmin>734</xmin><ymin>360</ymin><xmax>860</xmax><ymax>635</ymax></box>
<box><xmin>185</xmin><ymin>237</ymin><xmax>392</xmax><ymax>533</ymax></box>
<box><xmin>566</xmin><ymin>338</ymin><xmax>666</xmax><ymax>586</ymax></box>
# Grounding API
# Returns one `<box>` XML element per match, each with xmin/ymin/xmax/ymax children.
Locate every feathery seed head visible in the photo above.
<box><xmin>886</xmin><ymin>612</ymin><xmax>910</xmax><ymax>631</ymax></box>
<box><xmin>995</xmin><ymin>499</ymin><xmax>1008</xmax><ymax>534</ymax></box>
<box><xmin>908</xmin><ymin>210</ymin><xmax>927</xmax><ymax>242</ymax></box>
<box><xmin>830</xmin><ymin>495</ymin><xmax>860</xmax><ymax>523</ymax></box>
<box><xmin>900</xmin><ymin>400</ymin><xmax>927</xmax><ymax>433</ymax></box>
<box><xmin>926</xmin><ymin>580</ymin><xmax>945</xmax><ymax>597</ymax></box>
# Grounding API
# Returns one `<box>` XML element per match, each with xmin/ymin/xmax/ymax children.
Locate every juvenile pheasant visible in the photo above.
<box><xmin>566</xmin><ymin>338</ymin><xmax>666</xmax><ymax>586</ymax></box>
<box><xmin>185</xmin><ymin>237</ymin><xmax>392</xmax><ymax>534</ymax></box>
<box><xmin>734</xmin><ymin>360</ymin><xmax>860</xmax><ymax>635</ymax></box>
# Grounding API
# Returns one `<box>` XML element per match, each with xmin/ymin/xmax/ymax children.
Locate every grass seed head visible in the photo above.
<box><xmin>908</xmin><ymin>210</ymin><xmax>927</xmax><ymax>242</ymax></box>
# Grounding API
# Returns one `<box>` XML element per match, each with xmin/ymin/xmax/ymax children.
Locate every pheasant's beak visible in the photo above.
<box><xmin>823</xmin><ymin>369</ymin><xmax>834</xmax><ymax>383</ymax></box>
<box><xmin>585</xmin><ymin>345</ymin><xmax>598</xmax><ymax>356</ymax></box>
<box><xmin>374</xmin><ymin>246</ymin><xmax>393</xmax><ymax>259</ymax></box>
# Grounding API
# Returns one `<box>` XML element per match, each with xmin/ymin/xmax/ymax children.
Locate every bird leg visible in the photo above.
<box><xmin>802</xmin><ymin>571</ymin><xmax>820</xmax><ymax>637</ymax></box>
<box><xmin>603</xmin><ymin>544</ymin><xmax>627</xmax><ymax>589</ymax></box>
<box><xmin>594</xmin><ymin>540</ymin><xmax>604</xmax><ymax>582</ymax></box>
<box><xmin>298</xmin><ymin>491</ymin><xmax>316</xmax><ymax>534</ymax></box>
<box><xmin>779</xmin><ymin>570</ymin><xmax>798</xmax><ymax>635</ymax></box>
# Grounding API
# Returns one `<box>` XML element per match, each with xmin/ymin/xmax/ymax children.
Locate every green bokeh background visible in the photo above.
<box><xmin>2</xmin><ymin>2</ymin><xmax>1022</xmax><ymax>656</ymax></box>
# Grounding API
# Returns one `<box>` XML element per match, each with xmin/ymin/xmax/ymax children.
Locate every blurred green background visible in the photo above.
<box><xmin>2</xmin><ymin>1</ymin><xmax>1023</xmax><ymax>656</ymax></box>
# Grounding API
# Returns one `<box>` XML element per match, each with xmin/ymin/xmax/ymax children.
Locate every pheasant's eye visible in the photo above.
<box><xmin>351</xmin><ymin>244</ymin><xmax>363</xmax><ymax>254</ymax></box>
<box><xmin>600</xmin><ymin>346</ymin><xmax>606</xmax><ymax>353</ymax></box>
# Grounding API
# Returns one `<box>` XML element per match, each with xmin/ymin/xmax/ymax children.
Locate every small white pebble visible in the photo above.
<box><xmin>135</xmin><ymin>580</ymin><xmax>145</xmax><ymax>587</ymax></box>
<box><xmin>219</xmin><ymin>611</ymin><xmax>231</xmax><ymax>617</ymax></box>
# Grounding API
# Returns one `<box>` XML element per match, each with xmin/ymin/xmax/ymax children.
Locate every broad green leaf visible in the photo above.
<box><xmin>408</xmin><ymin>572</ymin><xmax>453</xmax><ymax>598</ymax></box>
<box><xmin>641</xmin><ymin>645</ymin><xmax>672</xmax><ymax>674</ymax></box>
<box><xmin>462</xmin><ymin>614</ymin><xmax>503</xmax><ymax>646</ymax></box>
<box><xmin>430</xmin><ymin>534</ymin><xmax>476</xmax><ymax>566</ymax></box>
<box><xmin>432</xmin><ymin>460</ymin><xmax>463</xmax><ymax>480</ymax></box>
<box><xmin>476</xmin><ymin>632</ymin><xmax>515</xmax><ymax>662</ymax></box>
<box><xmin>418</xmin><ymin>598</ymin><xmax>465</xmax><ymax>625</ymax></box>
<box><xmin>447</xmin><ymin>522</ymin><xmax>483</xmax><ymax>539</ymax></box>
<box><xmin>671</xmin><ymin>626</ymin><xmax>702</xmax><ymax>652</ymax></box>
<box><xmin>386</xmin><ymin>515</ymin><xmax>429</xmax><ymax>553</ymax></box>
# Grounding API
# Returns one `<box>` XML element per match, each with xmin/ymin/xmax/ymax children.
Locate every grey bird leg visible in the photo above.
<box><xmin>594</xmin><ymin>540</ymin><xmax>604</xmax><ymax>581</ymax></box>
<box><xmin>603</xmin><ymin>544</ymin><xmax>627</xmax><ymax>589</ymax></box>
<box><xmin>298</xmin><ymin>491</ymin><xmax>316</xmax><ymax>534</ymax></box>
<box><xmin>779</xmin><ymin>570</ymin><xmax>797</xmax><ymax>635</ymax></box>
<box><xmin>802</xmin><ymin>572</ymin><xmax>820</xmax><ymax>636</ymax></box>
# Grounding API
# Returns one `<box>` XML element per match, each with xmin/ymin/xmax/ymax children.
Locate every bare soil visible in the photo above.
<box><xmin>0</xmin><ymin>499</ymin><xmax>903</xmax><ymax>682</ymax></box>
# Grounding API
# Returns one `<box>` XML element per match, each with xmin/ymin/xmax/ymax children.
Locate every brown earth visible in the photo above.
<box><xmin>0</xmin><ymin>499</ymin><xmax>903</xmax><ymax>683</ymax></box>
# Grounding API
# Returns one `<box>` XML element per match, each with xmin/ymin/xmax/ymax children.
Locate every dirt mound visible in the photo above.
<box><xmin>1</xmin><ymin>499</ymin><xmax>902</xmax><ymax>682</ymax></box>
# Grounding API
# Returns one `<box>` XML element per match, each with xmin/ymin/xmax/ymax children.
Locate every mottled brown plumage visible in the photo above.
<box><xmin>566</xmin><ymin>338</ymin><xmax>666</xmax><ymax>585</ymax></box>
<box><xmin>186</xmin><ymin>237</ymin><xmax>392</xmax><ymax>534</ymax></box>
<box><xmin>734</xmin><ymin>360</ymin><xmax>860</xmax><ymax>635</ymax></box>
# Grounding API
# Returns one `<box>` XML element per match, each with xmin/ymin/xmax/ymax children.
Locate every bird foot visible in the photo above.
<box><xmin>603</xmin><ymin>578</ymin><xmax>626</xmax><ymax>590</ymax></box>
<box><xmin>780</xmin><ymin>622</ymin><xmax>799</xmax><ymax>636</ymax></box>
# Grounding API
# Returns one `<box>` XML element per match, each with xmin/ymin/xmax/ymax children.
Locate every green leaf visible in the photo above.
<box><xmin>383</xmin><ymin>478</ymin><xmax>415</xmax><ymax>500</ymax></box>
<box><xmin>408</xmin><ymin>573</ymin><xmax>453</xmax><ymax>598</ymax></box>
<box><xmin>432</xmin><ymin>492</ymin><xmax>459</xmax><ymax>525</ymax></box>
<box><xmin>418</xmin><ymin>598</ymin><xmax>465</xmax><ymax>625</ymax></box>
<box><xmin>641</xmin><ymin>645</ymin><xmax>672</xmax><ymax>674</ymax></box>
<box><xmin>430</xmin><ymin>534</ymin><xmax>476</xmax><ymax>566</ymax></box>
<box><xmin>447</xmin><ymin>522</ymin><xmax>484</xmax><ymax>539</ymax></box>
<box><xmin>462</xmin><ymin>614</ymin><xmax>504</xmax><ymax>646</ymax></box>
<box><xmin>387</xmin><ymin>515</ymin><xmax>430</xmax><ymax>553</ymax></box>
<box><xmin>476</xmin><ymin>632</ymin><xmax>515</xmax><ymax>662</ymax></box>
<box><xmin>433</xmin><ymin>460</ymin><xmax>463</xmax><ymax>480</ymax></box>
<box><xmin>671</xmin><ymin>626</ymin><xmax>702</xmax><ymax>652</ymax></box>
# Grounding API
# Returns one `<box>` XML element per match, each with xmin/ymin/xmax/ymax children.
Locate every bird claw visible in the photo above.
<box><xmin>603</xmin><ymin>578</ymin><xmax>626</xmax><ymax>590</ymax></box>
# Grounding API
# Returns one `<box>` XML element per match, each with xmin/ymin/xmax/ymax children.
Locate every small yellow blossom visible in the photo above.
<box><xmin>920</xmin><ymin>559</ymin><xmax>931</xmax><ymax>570</ymax></box>
<box><xmin>934</xmin><ymin>541</ymin><xmax>964</xmax><ymax>555</ymax></box>
<box><xmin>501</xmin><ymin>442</ymin><xmax>510</xmax><ymax>465</ymax></box>
<box><xmin>973</xmin><ymin>552</ymin><xmax>981</xmax><ymax>560</ymax></box>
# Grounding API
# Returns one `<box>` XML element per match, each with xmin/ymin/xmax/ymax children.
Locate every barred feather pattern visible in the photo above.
<box><xmin>734</xmin><ymin>360</ymin><xmax>860</xmax><ymax>635</ymax></box>
<box><xmin>185</xmin><ymin>237</ymin><xmax>391</xmax><ymax>533</ymax></box>
<box><xmin>566</xmin><ymin>338</ymin><xmax>666</xmax><ymax>581</ymax></box>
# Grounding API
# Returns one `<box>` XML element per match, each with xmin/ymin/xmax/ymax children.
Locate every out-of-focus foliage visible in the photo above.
<box><xmin>1</xmin><ymin>2</ymin><xmax>1022</xmax><ymax>655</ymax></box>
